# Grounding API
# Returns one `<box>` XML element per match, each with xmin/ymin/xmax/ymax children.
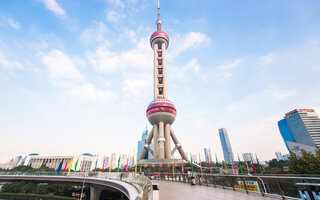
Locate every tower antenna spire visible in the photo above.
<box><xmin>158</xmin><ymin>0</ymin><xmax>160</xmax><ymax>20</ymax></box>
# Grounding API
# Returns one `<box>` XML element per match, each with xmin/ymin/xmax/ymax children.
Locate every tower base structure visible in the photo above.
<box><xmin>138</xmin><ymin>124</ymin><xmax>188</xmax><ymax>161</ymax></box>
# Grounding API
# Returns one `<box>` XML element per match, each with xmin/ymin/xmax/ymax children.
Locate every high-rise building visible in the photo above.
<box><xmin>275</xmin><ymin>152</ymin><xmax>284</xmax><ymax>161</ymax></box>
<box><xmin>278</xmin><ymin>109</ymin><xmax>320</xmax><ymax>155</ymax></box>
<box><xmin>137</xmin><ymin>129</ymin><xmax>153</xmax><ymax>159</ymax></box>
<box><xmin>138</xmin><ymin>2</ymin><xmax>188</xmax><ymax>161</ymax></box>
<box><xmin>219</xmin><ymin>128</ymin><xmax>234</xmax><ymax>163</ymax></box>
<box><xmin>204</xmin><ymin>147</ymin><xmax>212</xmax><ymax>163</ymax></box>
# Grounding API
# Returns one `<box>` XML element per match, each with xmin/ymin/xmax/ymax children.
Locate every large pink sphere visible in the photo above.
<box><xmin>146</xmin><ymin>99</ymin><xmax>176</xmax><ymax>125</ymax></box>
<box><xmin>150</xmin><ymin>30</ymin><xmax>169</xmax><ymax>49</ymax></box>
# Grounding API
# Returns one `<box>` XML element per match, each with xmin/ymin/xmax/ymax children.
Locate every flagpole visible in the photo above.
<box><xmin>230</xmin><ymin>153</ymin><xmax>237</xmax><ymax>175</ymax></box>
<box><xmin>237</xmin><ymin>153</ymin><xmax>244</xmax><ymax>175</ymax></box>
<box><xmin>68</xmin><ymin>158</ymin><xmax>74</xmax><ymax>175</ymax></box>
<box><xmin>250</xmin><ymin>155</ymin><xmax>257</xmax><ymax>174</ymax></box>
<box><xmin>109</xmin><ymin>156</ymin><xmax>113</xmax><ymax>172</ymax></box>
<box><xmin>102</xmin><ymin>156</ymin><xmax>106</xmax><ymax>173</ymax></box>
<box><xmin>198</xmin><ymin>153</ymin><xmax>203</xmax><ymax>177</ymax></box>
<box><xmin>244</xmin><ymin>156</ymin><xmax>250</xmax><ymax>175</ymax></box>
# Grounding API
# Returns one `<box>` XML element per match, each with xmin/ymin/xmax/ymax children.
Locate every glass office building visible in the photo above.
<box><xmin>278</xmin><ymin>109</ymin><xmax>320</xmax><ymax>153</ymax></box>
<box><xmin>137</xmin><ymin>129</ymin><xmax>153</xmax><ymax>160</ymax></box>
<box><xmin>219</xmin><ymin>128</ymin><xmax>234</xmax><ymax>163</ymax></box>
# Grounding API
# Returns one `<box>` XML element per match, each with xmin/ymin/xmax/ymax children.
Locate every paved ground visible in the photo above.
<box><xmin>152</xmin><ymin>180</ymin><xmax>278</xmax><ymax>200</ymax></box>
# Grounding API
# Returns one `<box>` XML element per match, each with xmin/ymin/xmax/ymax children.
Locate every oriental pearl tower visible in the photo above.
<box><xmin>139</xmin><ymin>1</ymin><xmax>188</xmax><ymax>161</ymax></box>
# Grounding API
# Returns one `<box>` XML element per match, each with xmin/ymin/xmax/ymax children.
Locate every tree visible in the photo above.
<box><xmin>289</xmin><ymin>147</ymin><xmax>320</xmax><ymax>174</ymax></box>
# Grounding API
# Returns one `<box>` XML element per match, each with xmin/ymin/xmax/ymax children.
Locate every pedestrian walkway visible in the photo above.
<box><xmin>152</xmin><ymin>180</ymin><xmax>279</xmax><ymax>200</ymax></box>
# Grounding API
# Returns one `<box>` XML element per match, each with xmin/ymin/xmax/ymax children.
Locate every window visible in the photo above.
<box><xmin>158</xmin><ymin>59</ymin><xmax>162</xmax><ymax>65</ymax></box>
<box><xmin>159</xmin><ymin>87</ymin><xmax>163</xmax><ymax>95</ymax></box>
<box><xmin>158</xmin><ymin>77</ymin><xmax>163</xmax><ymax>84</ymax></box>
<box><xmin>158</xmin><ymin>52</ymin><xmax>162</xmax><ymax>57</ymax></box>
<box><xmin>158</xmin><ymin>68</ymin><xmax>163</xmax><ymax>74</ymax></box>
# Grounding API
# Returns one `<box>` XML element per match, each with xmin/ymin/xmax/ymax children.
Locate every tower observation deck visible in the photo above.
<box><xmin>139</xmin><ymin>1</ymin><xmax>188</xmax><ymax>161</ymax></box>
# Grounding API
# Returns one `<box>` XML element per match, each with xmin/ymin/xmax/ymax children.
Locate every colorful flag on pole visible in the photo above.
<box><xmin>62</xmin><ymin>160</ymin><xmax>69</xmax><ymax>176</ymax></box>
<box><xmin>134</xmin><ymin>158</ymin><xmax>137</xmax><ymax>174</ymax></box>
<box><xmin>57</xmin><ymin>159</ymin><xmax>64</xmax><ymax>175</ymax></box>
<box><xmin>237</xmin><ymin>154</ymin><xmax>243</xmax><ymax>175</ymax></box>
<box><xmin>109</xmin><ymin>157</ymin><xmax>113</xmax><ymax>172</ymax></box>
<box><xmin>74</xmin><ymin>159</ymin><xmax>79</xmax><ymax>172</ymax></box>
<box><xmin>250</xmin><ymin>155</ymin><xmax>257</xmax><ymax>174</ymax></box>
<box><xmin>117</xmin><ymin>156</ymin><xmax>121</xmax><ymax>172</ymax></box>
<box><xmin>244</xmin><ymin>156</ymin><xmax>250</xmax><ymax>174</ymax></box>
<box><xmin>190</xmin><ymin>155</ymin><xmax>194</xmax><ymax>175</ymax></box>
<box><xmin>80</xmin><ymin>160</ymin><xmax>84</xmax><ymax>172</ymax></box>
<box><xmin>68</xmin><ymin>158</ymin><xmax>74</xmax><ymax>174</ymax></box>
<box><xmin>230</xmin><ymin>154</ymin><xmax>237</xmax><ymax>175</ymax></box>
<box><xmin>198</xmin><ymin>153</ymin><xmax>203</xmax><ymax>176</ymax></box>
<box><xmin>102</xmin><ymin>156</ymin><xmax>106</xmax><ymax>173</ymax></box>
<box><xmin>126</xmin><ymin>155</ymin><xmax>129</xmax><ymax>172</ymax></box>
<box><xmin>172</xmin><ymin>159</ymin><xmax>175</xmax><ymax>176</ymax></box>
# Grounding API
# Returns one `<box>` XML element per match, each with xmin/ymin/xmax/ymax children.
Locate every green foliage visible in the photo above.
<box><xmin>4</xmin><ymin>165</ymin><xmax>56</xmax><ymax>172</ymax></box>
<box><xmin>289</xmin><ymin>148</ymin><xmax>320</xmax><ymax>174</ymax></box>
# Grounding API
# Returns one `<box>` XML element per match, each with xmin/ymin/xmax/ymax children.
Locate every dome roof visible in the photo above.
<box><xmin>82</xmin><ymin>153</ymin><xmax>93</xmax><ymax>156</ymax></box>
<box><xmin>150</xmin><ymin>30</ymin><xmax>169</xmax><ymax>48</ymax></box>
<box><xmin>28</xmin><ymin>153</ymin><xmax>39</xmax><ymax>156</ymax></box>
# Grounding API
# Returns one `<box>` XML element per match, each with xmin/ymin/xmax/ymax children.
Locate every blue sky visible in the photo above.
<box><xmin>1</xmin><ymin>0</ymin><xmax>320</xmax><ymax>162</ymax></box>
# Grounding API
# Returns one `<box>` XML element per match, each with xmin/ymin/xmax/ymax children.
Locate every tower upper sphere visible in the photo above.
<box><xmin>150</xmin><ymin>0</ymin><xmax>169</xmax><ymax>49</ymax></box>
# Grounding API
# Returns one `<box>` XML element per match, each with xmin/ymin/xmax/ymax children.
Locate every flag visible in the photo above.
<box><xmin>68</xmin><ymin>158</ymin><xmax>74</xmax><ymax>174</ymax></box>
<box><xmin>80</xmin><ymin>161</ymin><xmax>84</xmax><ymax>172</ymax></box>
<box><xmin>198</xmin><ymin>153</ymin><xmax>203</xmax><ymax>176</ymax></box>
<box><xmin>207</xmin><ymin>153</ymin><xmax>212</xmax><ymax>175</ymax></box>
<box><xmin>244</xmin><ymin>156</ymin><xmax>250</xmax><ymax>174</ymax></box>
<box><xmin>172</xmin><ymin>159</ymin><xmax>175</xmax><ymax>176</ymax></box>
<box><xmin>190</xmin><ymin>155</ymin><xmax>194</xmax><ymax>175</ymax></box>
<box><xmin>237</xmin><ymin>154</ymin><xmax>244</xmax><ymax>175</ymax></box>
<box><xmin>62</xmin><ymin>160</ymin><xmax>69</xmax><ymax>176</ymax></box>
<box><xmin>57</xmin><ymin>159</ymin><xmax>64</xmax><ymax>175</ymax></box>
<box><xmin>74</xmin><ymin>159</ymin><xmax>79</xmax><ymax>172</ymax></box>
<box><xmin>250</xmin><ymin>155</ymin><xmax>257</xmax><ymax>174</ymax></box>
<box><xmin>102</xmin><ymin>157</ymin><xmax>106</xmax><ymax>173</ymax></box>
<box><xmin>117</xmin><ymin>156</ymin><xmax>121</xmax><ymax>172</ymax></box>
<box><xmin>230</xmin><ymin>154</ymin><xmax>237</xmax><ymax>175</ymax></box>
<box><xmin>134</xmin><ymin>158</ymin><xmax>138</xmax><ymax>174</ymax></box>
<box><xmin>126</xmin><ymin>155</ymin><xmax>129</xmax><ymax>172</ymax></box>
<box><xmin>109</xmin><ymin>157</ymin><xmax>113</xmax><ymax>172</ymax></box>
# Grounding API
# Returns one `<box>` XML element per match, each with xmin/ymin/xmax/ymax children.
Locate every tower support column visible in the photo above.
<box><xmin>165</xmin><ymin>124</ymin><xmax>171</xmax><ymax>159</ymax></box>
<box><xmin>153</xmin><ymin>124</ymin><xmax>159</xmax><ymax>159</ymax></box>
<box><xmin>158</xmin><ymin>121</ymin><xmax>165</xmax><ymax>159</ymax></box>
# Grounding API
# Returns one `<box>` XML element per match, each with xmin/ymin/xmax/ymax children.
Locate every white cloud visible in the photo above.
<box><xmin>106</xmin><ymin>11</ymin><xmax>125</xmax><ymax>23</ymax></box>
<box><xmin>41</xmin><ymin>0</ymin><xmax>66</xmax><ymax>16</ymax></box>
<box><xmin>171</xmin><ymin>59</ymin><xmax>201</xmax><ymax>80</ymax></box>
<box><xmin>68</xmin><ymin>83</ymin><xmax>117</xmax><ymax>103</ymax></box>
<box><xmin>261</xmin><ymin>52</ymin><xmax>274</xmax><ymax>64</ymax></box>
<box><xmin>80</xmin><ymin>22</ymin><xmax>109</xmax><ymax>45</ymax></box>
<box><xmin>227</xmin><ymin>87</ymin><xmax>296</xmax><ymax>113</ymax></box>
<box><xmin>39</xmin><ymin>49</ymin><xmax>83</xmax><ymax>80</ymax></box>
<box><xmin>121</xmin><ymin>73</ymin><xmax>152</xmax><ymax>96</ymax></box>
<box><xmin>0</xmin><ymin>53</ymin><xmax>23</xmax><ymax>69</ymax></box>
<box><xmin>215</xmin><ymin>58</ymin><xmax>242</xmax><ymax>81</ymax></box>
<box><xmin>106</xmin><ymin>0</ymin><xmax>125</xmax><ymax>9</ymax></box>
<box><xmin>87</xmin><ymin>38</ymin><xmax>151</xmax><ymax>72</ymax></box>
<box><xmin>216</xmin><ymin>58</ymin><xmax>241</xmax><ymax>70</ymax></box>
<box><xmin>170</xmin><ymin>32</ymin><xmax>209</xmax><ymax>57</ymax></box>
<box><xmin>1</xmin><ymin>17</ymin><xmax>20</xmax><ymax>29</ymax></box>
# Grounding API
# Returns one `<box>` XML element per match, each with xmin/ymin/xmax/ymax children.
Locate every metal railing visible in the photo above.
<box><xmin>0</xmin><ymin>171</ymin><xmax>152</xmax><ymax>200</ymax></box>
<box><xmin>144</xmin><ymin>171</ymin><xmax>320</xmax><ymax>200</ymax></box>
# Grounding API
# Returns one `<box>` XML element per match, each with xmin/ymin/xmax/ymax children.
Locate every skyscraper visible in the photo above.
<box><xmin>278</xmin><ymin>109</ymin><xmax>320</xmax><ymax>155</ymax></box>
<box><xmin>138</xmin><ymin>2</ymin><xmax>188</xmax><ymax>161</ymax></box>
<box><xmin>219</xmin><ymin>128</ymin><xmax>234</xmax><ymax>163</ymax></box>
<box><xmin>137</xmin><ymin>128</ymin><xmax>153</xmax><ymax>159</ymax></box>
<box><xmin>204</xmin><ymin>147</ymin><xmax>212</xmax><ymax>163</ymax></box>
